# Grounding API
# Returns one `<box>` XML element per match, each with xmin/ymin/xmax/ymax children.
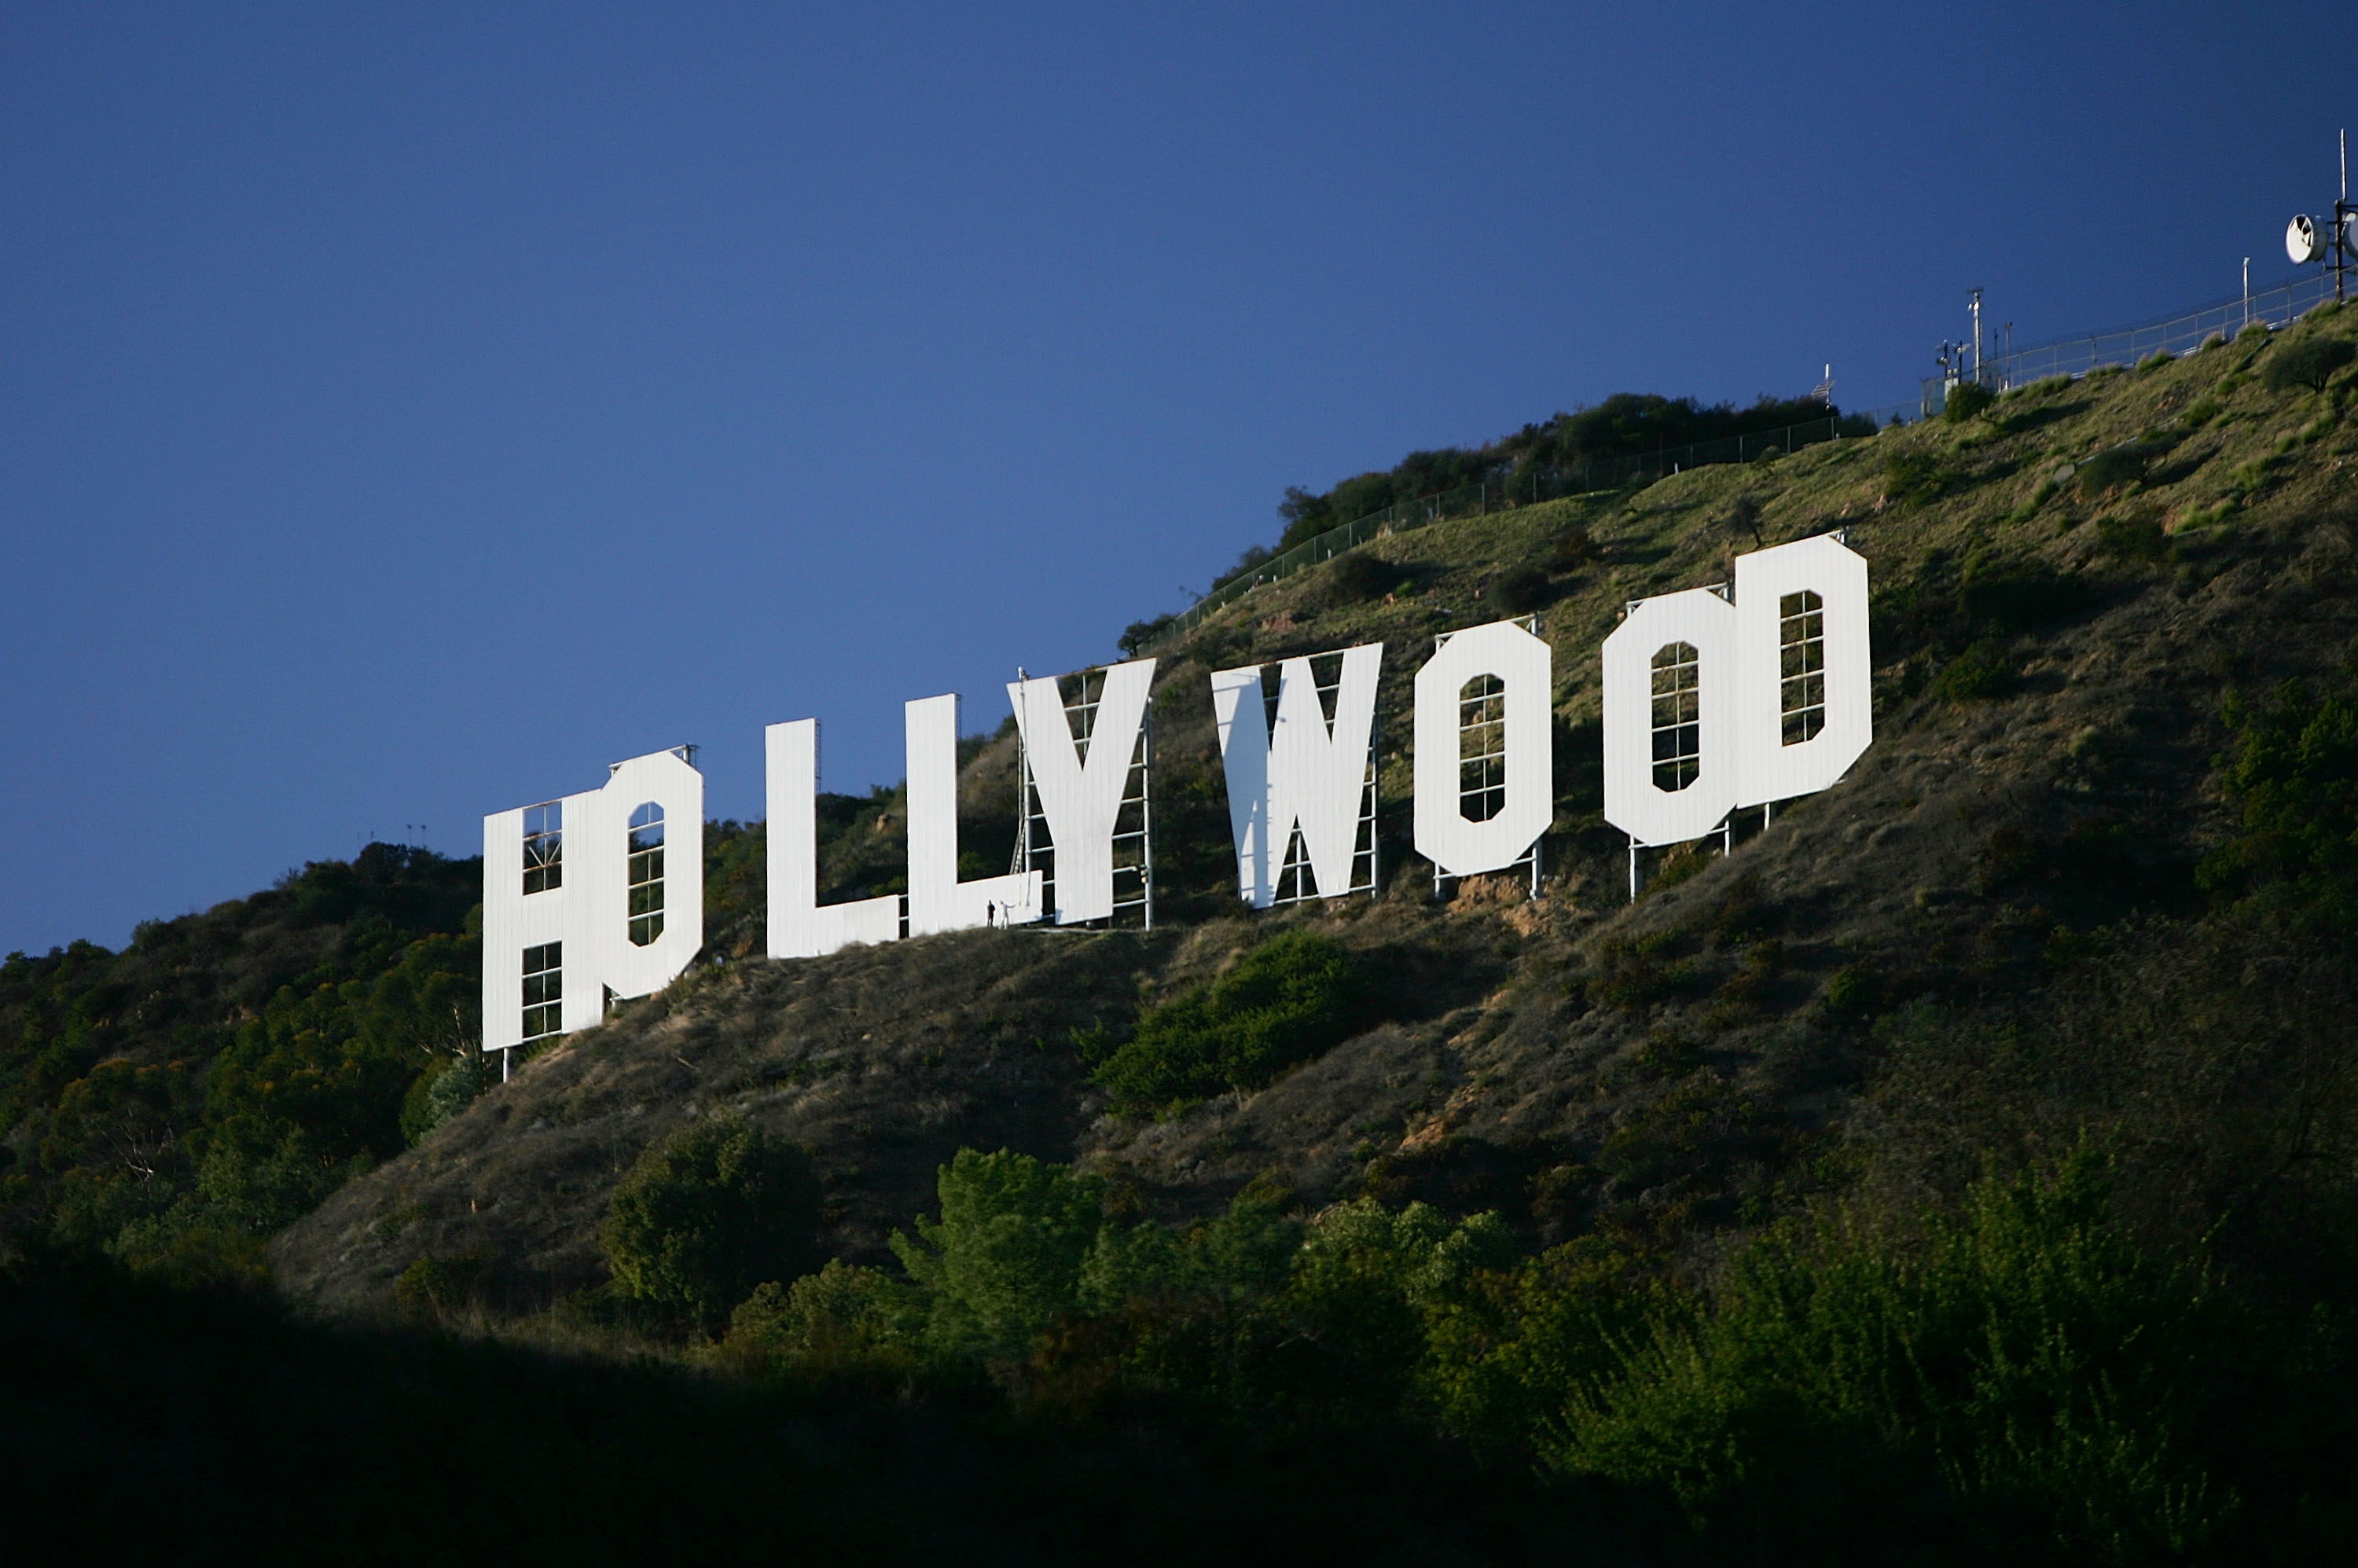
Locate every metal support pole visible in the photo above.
<box><xmin>1138</xmin><ymin>698</ymin><xmax>1155</xmax><ymax>930</ymax></box>
<box><xmin>2341</xmin><ymin>130</ymin><xmax>2350</xmax><ymax>306</ymax></box>
<box><xmin>1627</xmin><ymin>838</ymin><xmax>1639</xmax><ymax>903</ymax></box>
<box><xmin>501</xmin><ymin>1048</ymin><xmax>512</xmax><ymax>1083</ymax></box>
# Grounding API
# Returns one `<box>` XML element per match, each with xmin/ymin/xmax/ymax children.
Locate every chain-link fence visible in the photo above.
<box><xmin>1143</xmin><ymin>270</ymin><xmax>2350</xmax><ymax>653</ymax></box>
<box><xmin>1924</xmin><ymin>271</ymin><xmax>2340</xmax><ymax>413</ymax></box>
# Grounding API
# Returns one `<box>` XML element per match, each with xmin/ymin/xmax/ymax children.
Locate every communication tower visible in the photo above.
<box><xmin>2286</xmin><ymin>129</ymin><xmax>2357</xmax><ymax>304</ymax></box>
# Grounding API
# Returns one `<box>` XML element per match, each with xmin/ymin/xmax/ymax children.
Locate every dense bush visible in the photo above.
<box><xmin>1089</xmin><ymin>931</ymin><xmax>1369</xmax><ymax>1111</ymax></box>
<box><xmin>601</xmin><ymin>1115</ymin><xmax>824</xmax><ymax>1331</ymax></box>
<box><xmin>1957</xmin><ymin>553</ymin><xmax>2099</xmax><ymax>633</ymax></box>
<box><xmin>2199</xmin><ymin>678</ymin><xmax>2358</xmax><ymax>925</ymax></box>
<box><xmin>1931</xmin><ymin>640</ymin><xmax>2015</xmax><ymax>702</ymax></box>
<box><xmin>1488</xmin><ymin>566</ymin><xmax>1551</xmax><ymax>614</ymax></box>
<box><xmin>399</xmin><ymin>1048</ymin><xmax>487</xmax><ymax>1144</ymax></box>
<box><xmin>1944</xmin><ymin>380</ymin><xmax>1996</xmax><ymax>421</ymax></box>
<box><xmin>2262</xmin><ymin>334</ymin><xmax>2356</xmax><ymax>394</ymax></box>
<box><xmin>1268</xmin><ymin>392</ymin><xmax>1840</xmax><ymax>553</ymax></box>
<box><xmin>392</xmin><ymin>1250</ymin><xmax>488</xmax><ymax>1320</ymax></box>
<box><xmin>1319</xmin><ymin>549</ymin><xmax>1409</xmax><ymax>605</ymax></box>
<box><xmin>2075</xmin><ymin>444</ymin><xmax>2149</xmax><ymax>497</ymax></box>
<box><xmin>2095</xmin><ymin>509</ymin><xmax>2169</xmax><ymax>560</ymax></box>
<box><xmin>695</xmin><ymin>1128</ymin><xmax>2358</xmax><ymax>1562</ymax></box>
<box><xmin>1544</xmin><ymin>522</ymin><xmax>1601</xmax><ymax>569</ymax></box>
<box><xmin>1882</xmin><ymin>450</ymin><xmax>1952</xmax><ymax>505</ymax></box>
<box><xmin>3</xmin><ymin>1243</ymin><xmax>1635</xmax><ymax>1564</ymax></box>
<box><xmin>1548</xmin><ymin>1149</ymin><xmax>2236</xmax><ymax>1557</ymax></box>
<box><xmin>2</xmin><ymin>845</ymin><xmax>483</xmax><ymax>1280</ymax></box>
<box><xmin>889</xmin><ymin>1148</ymin><xmax>1107</xmax><ymax>1360</ymax></box>
<box><xmin>1118</xmin><ymin>611</ymin><xmax>1177</xmax><ymax>656</ymax></box>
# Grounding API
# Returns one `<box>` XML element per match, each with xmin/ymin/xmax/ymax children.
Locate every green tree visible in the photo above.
<box><xmin>601</xmin><ymin>1115</ymin><xmax>825</xmax><ymax>1331</ymax></box>
<box><xmin>890</xmin><ymin>1148</ymin><xmax>1105</xmax><ymax>1361</ymax></box>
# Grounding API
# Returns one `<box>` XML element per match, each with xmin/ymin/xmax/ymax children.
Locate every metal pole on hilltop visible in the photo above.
<box><xmin>2340</xmin><ymin>130</ymin><xmax>2351</xmax><ymax>305</ymax></box>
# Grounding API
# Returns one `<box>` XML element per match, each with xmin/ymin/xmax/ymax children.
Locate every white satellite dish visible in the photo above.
<box><xmin>2289</xmin><ymin>213</ymin><xmax>2326</xmax><ymax>264</ymax></box>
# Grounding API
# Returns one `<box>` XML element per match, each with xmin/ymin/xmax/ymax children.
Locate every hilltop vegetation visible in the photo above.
<box><xmin>13</xmin><ymin>311</ymin><xmax>2358</xmax><ymax>1559</ymax></box>
<box><xmin>1254</xmin><ymin>391</ymin><xmax>1846</xmax><ymax>560</ymax></box>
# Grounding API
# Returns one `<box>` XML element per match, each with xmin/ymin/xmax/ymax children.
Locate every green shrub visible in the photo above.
<box><xmin>1957</xmin><ymin>554</ymin><xmax>2098</xmax><ymax>634</ymax></box>
<box><xmin>2198</xmin><ymin>678</ymin><xmax>2358</xmax><ymax>926</ymax></box>
<box><xmin>2262</xmin><ymin>335</ymin><xmax>2356</xmax><ymax>394</ymax></box>
<box><xmin>1932</xmin><ymin>641</ymin><xmax>2015</xmax><ymax>702</ymax></box>
<box><xmin>1091</xmin><ymin>931</ymin><xmax>1368</xmax><ymax>1110</ymax></box>
<box><xmin>2095</xmin><ymin>510</ymin><xmax>2168</xmax><ymax>560</ymax></box>
<box><xmin>1647</xmin><ymin>843</ymin><xmax>1714</xmax><ymax>893</ymax></box>
<box><xmin>1489</xmin><ymin>565</ymin><xmax>1551</xmax><ymax>613</ymax></box>
<box><xmin>721</xmin><ymin>1260</ymin><xmax>924</xmax><ymax>1373</ymax></box>
<box><xmin>1944</xmin><ymin>382</ymin><xmax>1996</xmax><ymax>422</ymax></box>
<box><xmin>2074</xmin><ymin>444</ymin><xmax>2147</xmax><ymax>497</ymax></box>
<box><xmin>1320</xmin><ymin>549</ymin><xmax>1409</xmax><ymax>605</ymax></box>
<box><xmin>1882</xmin><ymin>450</ymin><xmax>1952</xmax><ymax>504</ymax></box>
<box><xmin>393</xmin><ymin>1252</ymin><xmax>488</xmax><ymax>1320</ymax></box>
<box><xmin>1587</xmin><ymin>930</ymin><xmax>1691</xmax><ymax>1008</ymax></box>
<box><xmin>2138</xmin><ymin>349</ymin><xmax>2176</xmax><ymax>373</ymax></box>
<box><xmin>601</xmin><ymin>1114</ymin><xmax>825</xmax><ymax>1332</ymax></box>
<box><xmin>1544</xmin><ymin>1148</ymin><xmax>2235</xmax><ymax>1554</ymax></box>
<box><xmin>1117</xmin><ymin>612</ymin><xmax>1176</xmax><ymax>657</ymax></box>
<box><xmin>1718</xmin><ymin>494</ymin><xmax>1763</xmax><ymax>550</ymax></box>
<box><xmin>1820</xmin><ymin>961</ymin><xmax>1879</xmax><ymax>1015</ymax></box>
<box><xmin>1544</xmin><ymin>523</ymin><xmax>1600</xmax><ymax>570</ymax></box>
<box><xmin>399</xmin><ymin>1051</ymin><xmax>487</xmax><ymax>1145</ymax></box>
<box><xmin>889</xmin><ymin>1148</ymin><xmax>1105</xmax><ymax>1360</ymax></box>
<box><xmin>1420</xmin><ymin>1238</ymin><xmax>1656</xmax><ymax>1456</ymax></box>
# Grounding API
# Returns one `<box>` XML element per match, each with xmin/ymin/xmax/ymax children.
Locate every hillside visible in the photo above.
<box><xmin>280</xmin><ymin>314</ymin><xmax>2358</xmax><ymax>1312</ymax></box>
<box><xmin>13</xmin><ymin>310</ymin><xmax>2358</xmax><ymax>1559</ymax></box>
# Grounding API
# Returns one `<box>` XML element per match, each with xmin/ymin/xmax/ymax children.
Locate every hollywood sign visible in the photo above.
<box><xmin>482</xmin><ymin>534</ymin><xmax>1871</xmax><ymax>1060</ymax></box>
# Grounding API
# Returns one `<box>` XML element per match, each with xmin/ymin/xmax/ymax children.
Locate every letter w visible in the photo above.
<box><xmin>1210</xmin><ymin>644</ymin><xmax>1382</xmax><ymax>909</ymax></box>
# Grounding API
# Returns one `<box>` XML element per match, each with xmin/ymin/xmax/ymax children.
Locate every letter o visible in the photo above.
<box><xmin>1413</xmin><ymin>620</ymin><xmax>1553</xmax><ymax>877</ymax></box>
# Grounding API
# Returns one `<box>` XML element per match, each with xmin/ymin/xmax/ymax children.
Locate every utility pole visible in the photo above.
<box><xmin>2340</xmin><ymin>129</ymin><xmax>2351</xmax><ymax>304</ymax></box>
<box><xmin>2244</xmin><ymin>257</ymin><xmax>2250</xmax><ymax>332</ymax></box>
<box><xmin>1968</xmin><ymin>288</ymin><xmax>1984</xmax><ymax>384</ymax></box>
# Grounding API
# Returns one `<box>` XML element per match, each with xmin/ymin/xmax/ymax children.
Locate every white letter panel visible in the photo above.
<box><xmin>1210</xmin><ymin>643</ymin><xmax>1381</xmax><ymax>907</ymax></box>
<box><xmin>593</xmin><ymin>749</ymin><xmax>703</xmax><ymax>1004</ymax></box>
<box><xmin>905</xmin><ymin>694</ymin><xmax>1041</xmax><ymax>937</ymax></box>
<box><xmin>767</xmin><ymin>719</ymin><xmax>902</xmax><ymax>959</ymax></box>
<box><xmin>1732</xmin><ymin>534</ymin><xmax>1872</xmax><ymax>808</ymax></box>
<box><xmin>1602</xmin><ymin>589</ymin><xmax>1738</xmax><ymax>845</ymax></box>
<box><xmin>481</xmin><ymin>747</ymin><xmax>703</xmax><ymax>1053</ymax></box>
<box><xmin>1008</xmin><ymin>659</ymin><xmax>1155</xmax><ymax>924</ymax></box>
<box><xmin>1412</xmin><ymin>620</ymin><xmax>1553</xmax><ymax>878</ymax></box>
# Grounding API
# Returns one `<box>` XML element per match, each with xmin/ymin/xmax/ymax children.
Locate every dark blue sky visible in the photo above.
<box><xmin>6</xmin><ymin>2</ymin><xmax>2352</xmax><ymax>953</ymax></box>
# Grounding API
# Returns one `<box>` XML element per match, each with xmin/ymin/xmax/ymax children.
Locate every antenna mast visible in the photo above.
<box><xmin>2283</xmin><ymin>133</ymin><xmax>2352</xmax><ymax>304</ymax></box>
